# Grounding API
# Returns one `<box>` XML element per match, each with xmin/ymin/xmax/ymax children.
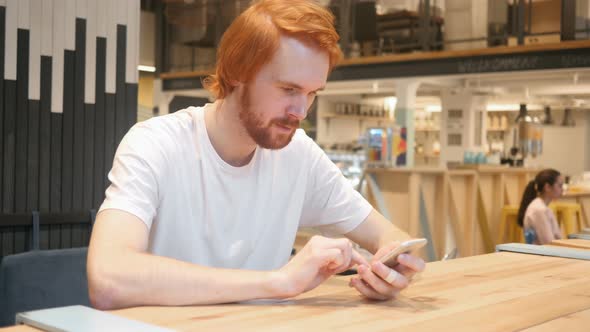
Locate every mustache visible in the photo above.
<box><xmin>272</xmin><ymin>117</ymin><xmax>300</xmax><ymax>129</ymax></box>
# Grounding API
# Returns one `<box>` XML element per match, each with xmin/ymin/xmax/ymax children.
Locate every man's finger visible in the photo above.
<box><xmin>397</xmin><ymin>253</ymin><xmax>425</xmax><ymax>273</ymax></box>
<box><xmin>358</xmin><ymin>264</ymin><xmax>400</xmax><ymax>295</ymax></box>
<box><xmin>350</xmin><ymin>248</ymin><xmax>369</xmax><ymax>267</ymax></box>
<box><xmin>314</xmin><ymin>248</ymin><xmax>344</xmax><ymax>270</ymax></box>
<box><xmin>349</xmin><ymin>276</ymin><xmax>389</xmax><ymax>301</ymax></box>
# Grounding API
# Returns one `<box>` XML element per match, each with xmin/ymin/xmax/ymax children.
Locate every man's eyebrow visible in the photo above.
<box><xmin>277</xmin><ymin>81</ymin><xmax>325</xmax><ymax>92</ymax></box>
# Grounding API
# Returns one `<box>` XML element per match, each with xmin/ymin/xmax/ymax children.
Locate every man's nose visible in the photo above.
<box><xmin>287</xmin><ymin>96</ymin><xmax>307</xmax><ymax>121</ymax></box>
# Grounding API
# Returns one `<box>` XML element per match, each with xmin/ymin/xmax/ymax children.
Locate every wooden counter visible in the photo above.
<box><xmin>353</xmin><ymin>166</ymin><xmax>590</xmax><ymax>261</ymax></box>
<box><xmin>3</xmin><ymin>252</ymin><xmax>590</xmax><ymax>332</ymax></box>
<box><xmin>559</xmin><ymin>189</ymin><xmax>590</xmax><ymax>230</ymax></box>
<box><xmin>363</xmin><ymin>166</ymin><xmax>548</xmax><ymax>258</ymax></box>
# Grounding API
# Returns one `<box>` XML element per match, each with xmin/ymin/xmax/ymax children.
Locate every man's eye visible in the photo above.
<box><xmin>282</xmin><ymin>87</ymin><xmax>296</xmax><ymax>94</ymax></box>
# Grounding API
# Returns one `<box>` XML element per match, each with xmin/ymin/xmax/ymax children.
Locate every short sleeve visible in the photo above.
<box><xmin>98</xmin><ymin>123</ymin><xmax>168</xmax><ymax>229</ymax></box>
<box><xmin>299</xmin><ymin>139</ymin><xmax>373</xmax><ymax>235</ymax></box>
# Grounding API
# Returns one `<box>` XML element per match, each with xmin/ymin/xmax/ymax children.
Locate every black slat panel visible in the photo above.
<box><xmin>13</xmin><ymin>226</ymin><xmax>26</xmax><ymax>253</ymax></box>
<box><xmin>126</xmin><ymin>83</ymin><xmax>138</xmax><ymax>131</ymax></box>
<box><xmin>71</xmin><ymin>224</ymin><xmax>82</xmax><ymax>247</ymax></box>
<box><xmin>49</xmin><ymin>224</ymin><xmax>61</xmax><ymax>250</ymax></box>
<box><xmin>82</xmin><ymin>224</ymin><xmax>91</xmax><ymax>246</ymax></box>
<box><xmin>2</xmin><ymin>81</ymin><xmax>16</xmax><ymax>213</ymax></box>
<box><xmin>40</xmin><ymin>224</ymin><xmax>49</xmax><ymax>250</ymax></box>
<box><xmin>61</xmin><ymin>50</ymin><xmax>75</xmax><ymax>211</ymax></box>
<box><xmin>104</xmin><ymin>93</ymin><xmax>115</xmax><ymax>188</ymax></box>
<box><xmin>39</xmin><ymin>210</ymin><xmax>91</xmax><ymax>225</ymax></box>
<box><xmin>115</xmin><ymin>25</ymin><xmax>127</xmax><ymax>147</ymax></box>
<box><xmin>1</xmin><ymin>228</ymin><xmax>13</xmax><ymax>256</ymax></box>
<box><xmin>72</xmin><ymin>18</ymin><xmax>86</xmax><ymax>210</ymax></box>
<box><xmin>50</xmin><ymin>113</ymin><xmax>62</xmax><ymax>211</ymax></box>
<box><xmin>0</xmin><ymin>6</ymin><xmax>5</xmax><ymax>213</ymax></box>
<box><xmin>60</xmin><ymin>225</ymin><xmax>72</xmax><ymax>249</ymax></box>
<box><xmin>39</xmin><ymin>56</ymin><xmax>52</xmax><ymax>211</ymax></box>
<box><xmin>26</xmin><ymin>100</ymin><xmax>40</xmax><ymax>210</ymax></box>
<box><xmin>94</xmin><ymin>38</ymin><xmax>106</xmax><ymax>207</ymax></box>
<box><xmin>15</xmin><ymin>29</ymin><xmax>29</xmax><ymax>212</ymax></box>
<box><xmin>83</xmin><ymin>104</ymin><xmax>95</xmax><ymax>209</ymax></box>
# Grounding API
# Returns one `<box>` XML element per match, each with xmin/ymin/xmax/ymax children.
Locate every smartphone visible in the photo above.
<box><xmin>379</xmin><ymin>238</ymin><xmax>428</xmax><ymax>267</ymax></box>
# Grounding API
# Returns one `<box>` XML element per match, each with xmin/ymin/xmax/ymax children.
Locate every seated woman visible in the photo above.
<box><xmin>517</xmin><ymin>169</ymin><xmax>564</xmax><ymax>245</ymax></box>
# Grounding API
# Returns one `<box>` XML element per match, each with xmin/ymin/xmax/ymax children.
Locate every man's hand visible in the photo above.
<box><xmin>349</xmin><ymin>241</ymin><xmax>425</xmax><ymax>300</ymax></box>
<box><xmin>275</xmin><ymin>236</ymin><xmax>368</xmax><ymax>298</ymax></box>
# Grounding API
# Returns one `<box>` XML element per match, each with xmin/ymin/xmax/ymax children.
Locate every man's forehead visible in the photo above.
<box><xmin>264</xmin><ymin>39</ymin><xmax>329</xmax><ymax>90</ymax></box>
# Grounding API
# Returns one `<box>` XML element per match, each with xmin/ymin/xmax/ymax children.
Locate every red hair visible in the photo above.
<box><xmin>203</xmin><ymin>0</ymin><xmax>342</xmax><ymax>99</ymax></box>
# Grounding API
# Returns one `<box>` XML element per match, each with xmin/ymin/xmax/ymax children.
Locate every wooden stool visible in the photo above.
<box><xmin>550</xmin><ymin>202</ymin><xmax>584</xmax><ymax>237</ymax></box>
<box><xmin>497</xmin><ymin>205</ymin><xmax>523</xmax><ymax>244</ymax></box>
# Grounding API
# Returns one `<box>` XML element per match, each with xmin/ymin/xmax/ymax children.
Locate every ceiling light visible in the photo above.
<box><xmin>383</xmin><ymin>97</ymin><xmax>397</xmax><ymax>117</ymax></box>
<box><xmin>426</xmin><ymin>105</ymin><xmax>441</xmax><ymax>112</ymax></box>
<box><xmin>138</xmin><ymin>65</ymin><xmax>156</xmax><ymax>72</ymax></box>
<box><xmin>486</xmin><ymin>104</ymin><xmax>520</xmax><ymax>111</ymax></box>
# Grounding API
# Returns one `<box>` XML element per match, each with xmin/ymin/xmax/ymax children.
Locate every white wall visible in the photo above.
<box><xmin>443</xmin><ymin>0</ymin><xmax>488</xmax><ymax>50</ymax></box>
<box><xmin>376</xmin><ymin>0</ymin><xmax>445</xmax><ymax>15</ymax></box>
<box><xmin>440</xmin><ymin>90</ymin><xmax>487</xmax><ymax>165</ymax></box>
<box><xmin>528</xmin><ymin>110</ymin><xmax>589</xmax><ymax>177</ymax></box>
<box><xmin>140</xmin><ymin>11</ymin><xmax>155</xmax><ymax>68</ymax></box>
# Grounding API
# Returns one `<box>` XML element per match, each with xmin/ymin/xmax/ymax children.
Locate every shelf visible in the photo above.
<box><xmin>321</xmin><ymin>113</ymin><xmax>394</xmax><ymax>122</ymax></box>
<box><xmin>416</xmin><ymin>128</ymin><xmax>440</xmax><ymax>132</ymax></box>
<box><xmin>487</xmin><ymin>128</ymin><xmax>509</xmax><ymax>132</ymax></box>
<box><xmin>415</xmin><ymin>153</ymin><xmax>440</xmax><ymax>159</ymax></box>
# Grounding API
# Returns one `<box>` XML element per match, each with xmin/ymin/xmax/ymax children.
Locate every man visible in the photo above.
<box><xmin>87</xmin><ymin>0</ymin><xmax>425</xmax><ymax>310</ymax></box>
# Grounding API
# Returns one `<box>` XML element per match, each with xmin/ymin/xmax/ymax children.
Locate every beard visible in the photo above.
<box><xmin>238</xmin><ymin>85</ymin><xmax>299</xmax><ymax>150</ymax></box>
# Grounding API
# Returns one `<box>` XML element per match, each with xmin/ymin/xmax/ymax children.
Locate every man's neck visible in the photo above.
<box><xmin>204</xmin><ymin>97</ymin><xmax>257</xmax><ymax>167</ymax></box>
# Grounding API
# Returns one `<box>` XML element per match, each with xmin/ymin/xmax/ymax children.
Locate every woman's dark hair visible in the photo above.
<box><xmin>517</xmin><ymin>168</ymin><xmax>561</xmax><ymax>227</ymax></box>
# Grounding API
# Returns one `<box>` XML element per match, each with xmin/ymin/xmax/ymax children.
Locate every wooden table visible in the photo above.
<box><xmin>3</xmin><ymin>252</ymin><xmax>590</xmax><ymax>332</ymax></box>
<box><xmin>549</xmin><ymin>238</ymin><xmax>590</xmax><ymax>250</ymax></box>
<box><xmin>560</xmin><ymin>190</ymin><xmax>590</xmax><ymax>229</ymax></box>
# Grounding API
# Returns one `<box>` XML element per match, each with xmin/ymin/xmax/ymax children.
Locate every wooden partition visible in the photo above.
<box><xmin>363</xmin><ymin>166</ymin><xmax>544</xmax><ymax>259</ymax></box>
<box><xmin>474</xmin><ymin>167</ymin><xmax>538</xmax><ymax>253</ymax></box>
<box><xmin>558</xmin><ymin>191</ymin><xmax>590</xmax><ymax>228</ymax></box>
<box><xmin>297</xmin><ymin>166</ymin><xmax>587</xmax><ymax>261</ymax></box>
<box><xmin>446</xmin><ymin>170</ymin><xmax>478</xmax><ymax>258</ymax></box>
<box><xmin>362</xmin><ymin>168</ymin><xmax>479</xmax><ymax>261</ymax></box>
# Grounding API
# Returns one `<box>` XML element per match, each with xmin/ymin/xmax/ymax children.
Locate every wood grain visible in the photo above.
<box><xmin>521</xmin><ymin>308</ymin><xmax>590</xmax><ymax>332</ymax></box>
<box><xmin>3</xmin><ymin>252</ymin><xmax>589</xmax><ymax>331</ymax></box>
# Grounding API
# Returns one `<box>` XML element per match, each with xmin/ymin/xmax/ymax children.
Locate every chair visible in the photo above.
<box><xmin>0</xmin><ymin>247</ymin><xmax>90</xmax><ymax>326</ymax></box>
<box><xmin>549</xmin><ymin>202</ymin><xmax>584</xmax><ymax>237</ymax></box>
<box><xmin>497</xmin><ymin>205</ymin><xmax>524</xmax><ymax>244</ymax></box>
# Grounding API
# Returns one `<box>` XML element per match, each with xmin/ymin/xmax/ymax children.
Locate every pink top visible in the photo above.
<box><xmin>524</xmin><ymin>197</ymin><xmax>561</xmax><ymax>244</ymax></box>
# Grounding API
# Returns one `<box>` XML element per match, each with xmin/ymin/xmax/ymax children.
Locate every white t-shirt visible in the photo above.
<box><xmin>99</xmin><ymin>103</ymin><xmax>373</xmax><ymax>270</ymax></box>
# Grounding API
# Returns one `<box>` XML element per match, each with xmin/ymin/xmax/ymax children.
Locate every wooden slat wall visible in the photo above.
<box><xmin>0</xmin><ymin>0</ymin><xmax>139</xmax><ymax>224</ymax></box>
